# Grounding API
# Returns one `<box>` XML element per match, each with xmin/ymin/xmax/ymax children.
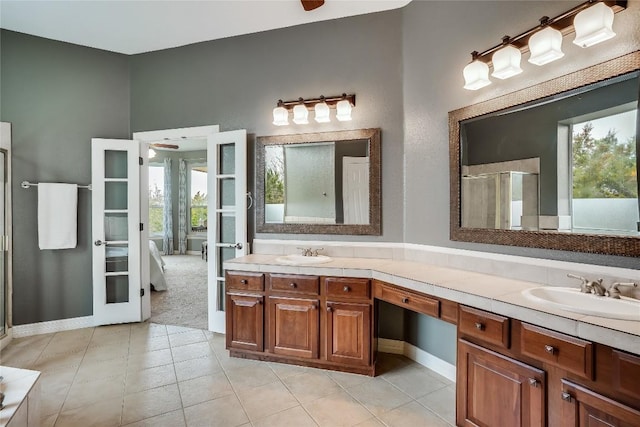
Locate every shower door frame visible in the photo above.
<box><xmin>0</xmin><ymin>122</ymin><xmax>12</xmax><ymax>348</ymax></box>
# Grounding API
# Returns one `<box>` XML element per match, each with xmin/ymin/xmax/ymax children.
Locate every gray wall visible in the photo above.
<box><xmin>129</xmin><ymin>10</ymin><xmax>405</xmax><ymax>243</ymax></box>
<box><xmin>1</xmin><ymin>30</ymin><xmax>130</xmax><ymax>325</ymax></box>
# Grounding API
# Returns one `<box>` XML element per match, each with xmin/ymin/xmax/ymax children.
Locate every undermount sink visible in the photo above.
<box><xmin>275</xmin><ymin>254</ymin><xmax>333</xmax><ymax>266</ymax></box>
<box><xmin>522</xmin><ymin>287</ymin><xmax>640</xmax><ymax>321</ymax></box>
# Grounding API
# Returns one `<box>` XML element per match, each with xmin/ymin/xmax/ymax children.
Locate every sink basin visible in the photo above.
<box><xmin>522</xmin><ymin>287</ymin><xmax>640</xmax><ymax>321</ymax></box>
<box><xmin>275</xmin><ymin>254</ymin><xmax>333</xmax><ymax>266</ymax></box>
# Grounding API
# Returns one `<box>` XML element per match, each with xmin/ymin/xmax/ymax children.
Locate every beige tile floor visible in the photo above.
<box><xmin>1</xmin><ymin>323</ymin><xmax>455</xmax><ymax>426</ymax></box>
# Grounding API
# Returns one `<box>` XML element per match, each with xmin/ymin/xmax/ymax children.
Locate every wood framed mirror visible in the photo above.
<box><xmin>256</xmin><ymin>128</ymin><xmax>381</xmax><ymax>235</ymax></box>
<box><xmin>449</xmin><ymin>51</ymin><xmax>640</xmax><ymax>257</ymax></box>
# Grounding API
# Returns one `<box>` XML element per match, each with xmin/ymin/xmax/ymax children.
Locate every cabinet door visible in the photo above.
<box><xmin>560</xmin><ymin>379</ymin><xmax>640</xmax><ymax>427</ymax></box>
<box><xmin>269</xmin><ymin>297</ymin><xmax>319</xmax><ymax>359</ymax></box>
<box><xmin>457</xmin><ymin>339</ymin><xmax>545</xmax><ymax>427</ymax></box>
<box><xmin>326</xmin><ymin>302</ymin><xmax>371</xmax><ymax>366</ymax></box>
<box><xmin>226</xmin><ymin>293</ymin><xmax>263</xmax><ymax>352</ymax></box>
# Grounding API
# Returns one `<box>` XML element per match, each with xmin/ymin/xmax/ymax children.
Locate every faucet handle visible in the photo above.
<box><xmin>297</xmin><ymin>247</ymin><xmax>312</xmax><ymax>256</ymax></box>
<box><xmin>312</xmin><ymin>248</ymin><xmax>324</xmax><ymax>257</ymax></box>
<box><xmin>568</xmin><ymin>273</ymin><xmax>592</xmax><ymax>293</ymax></box>
<box><xmin>607</xmin><ymin>282</ymin><xmax>637</xmax><ymax>299</ymax></box>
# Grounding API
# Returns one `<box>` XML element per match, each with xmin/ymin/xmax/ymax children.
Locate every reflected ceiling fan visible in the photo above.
<box><xmin>301</xmin><ymin>0</ymin><xmax>324</xmax><ymax>11</ymax></box>
<box><xmin>150</xmin><ymin>143</ymin><xmax>179</xmax><ymax>150</ymax></box>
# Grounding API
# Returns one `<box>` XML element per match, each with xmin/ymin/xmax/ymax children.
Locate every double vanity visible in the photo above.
<box><xmin>224</xmin><ymin>249</ymin><xmax>640</xmax><ymax>426</ymax></box>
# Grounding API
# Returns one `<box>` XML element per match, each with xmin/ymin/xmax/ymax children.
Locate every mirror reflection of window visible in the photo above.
<box><xmin>148</xmin><ymin>165</ymin><xmax>164</xmax><ymax>236</ymax></box>
<box><xmin>570</xmin><ymin>108</ymin><xmax>638</xmax><ymax>235</ymax></box>
<box><xmin>189</xmin><ymin>165</ymin><xmax>207</xmax><ymax>233</ymax></box>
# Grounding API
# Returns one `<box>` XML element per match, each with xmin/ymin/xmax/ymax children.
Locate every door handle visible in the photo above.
<box><xmin>94</xmin><ymin>240</ymin><xmax>104</xmax><ymax>246</ymax></box>
<box><xmin>221</xmin><ymin>243</ymin><xmax>243</xmax><ymax>250</ymax></box>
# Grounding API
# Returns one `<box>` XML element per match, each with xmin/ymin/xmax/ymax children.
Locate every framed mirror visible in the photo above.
<box><xmin>449</xmin><ymin>51</ymin><xmax>640</xmax><ymax>257</ymax></box>
<box><xmin>256</xmin><ymin>128</ymin><xmax>381</xmax><ymax>235</ymax></box>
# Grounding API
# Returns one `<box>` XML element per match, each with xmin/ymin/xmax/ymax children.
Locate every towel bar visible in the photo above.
<box><xmin>21</xmin><ymin>181</ymin><xmax>92</xmax><ymax>190</ymax></box>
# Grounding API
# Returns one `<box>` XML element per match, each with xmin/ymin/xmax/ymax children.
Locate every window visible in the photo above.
<box><xmin>571</xmin><ymin>107</ymin><xmax>638</xmax><ymax>234</ymax></box>
<box><xmin>190</xmin><ymin>165</ymin><xmax>207</xmax><ymax>233</ymax></box>
<box><xmin>149</xmin><ymin>165</ymin><xmax>164</xmax><ymax>236</ymax></box>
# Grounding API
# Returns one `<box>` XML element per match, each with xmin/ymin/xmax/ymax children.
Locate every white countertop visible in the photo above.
<box><xmin>225</xmin><ymin>254</ymin><xmax>640</xmax><ymax>355</ymax></box>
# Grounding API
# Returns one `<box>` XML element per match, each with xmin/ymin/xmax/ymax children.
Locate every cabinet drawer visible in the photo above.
<box><xmin>325</xmin><ymin>277</ymin><xmax>370</xmax><ymax>300</ymax></box>
<box><xmin>459</xmin><ymin>306</ymin><xmax>510</xmax><ymax>349</ymax></box>
<box><xmin>520</xmin><ymin>323</ymin><xmax>593</xmax><ymax>380</ymax></box>
<box><xmin>270</xmin><ymin>274</ymin><xmax>319</xmax><ymax>295</ymax></box>
<box><xmin>226</xmin><ymin>271</ymin><xmax>264</xmax><ymax>292</ymax></box>
<box><xmin>376</xmin><ymin>283</ymin><xmax>439</xmax><ymax>318</ymax></box>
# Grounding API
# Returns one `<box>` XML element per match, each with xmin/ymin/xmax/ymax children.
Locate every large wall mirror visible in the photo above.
<box><xmin>256</xmin><ymin>128</ymin><xmax>381</xmax><ymax>235</ymax></box>
<box><xmin>449</xmin><ymin>51</ymin><xmax>640</xmax><ymax>257</ymax></box>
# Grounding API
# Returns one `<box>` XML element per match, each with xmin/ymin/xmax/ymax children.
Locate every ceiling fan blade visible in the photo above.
<box><xmin>151</xmin><ymin>143</ymin><xmax>180</xmax><ymax>149</ymax></box>
<box><xmin>301</xmin><ymin>0</ymin><xmax>324</xmax><ymax>11</ymax></box>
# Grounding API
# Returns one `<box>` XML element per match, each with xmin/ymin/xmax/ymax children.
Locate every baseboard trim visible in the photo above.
<box><xmin>378</xmin><ymin>338</ymin><xmax>456</xmax><ymax>383</ymax></box>
<box><xmin>12</xmin><ymin>316</ymin><xmax>95</xmax><ymax>338</ymax></box>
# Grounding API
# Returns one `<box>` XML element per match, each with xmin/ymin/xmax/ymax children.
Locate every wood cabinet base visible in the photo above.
<box><xmin>229</xmin><ymin>348</ymin><xmax>376</xmax><ymax>376</ymax></box>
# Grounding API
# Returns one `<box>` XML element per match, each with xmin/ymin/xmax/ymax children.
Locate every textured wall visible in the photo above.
<box><xmin>1</xmin><ymin>30</ymin><xmax>130</xmax><ymax>325</ymax></box>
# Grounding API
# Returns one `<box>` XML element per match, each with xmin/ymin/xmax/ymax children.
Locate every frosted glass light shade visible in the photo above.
<box><xmin>336</xmin><ymin>100</ymin><xmax>352</xmax><ymax>121</ymax></box>
<box><xmin>463</xmin><ymin>60</ymin><xmax>491</xmax><ymax>90</ymax></box>
<box><xmin>491</xmin><ymin>45</ymin><xmax>523</xmax><ymax>79</ymax></box>
<box><xmin>528</xmin><ymin>26</ymin><xmax>564</xmax><ymax>66</ymax></box>
<box><xmin>573</xmin><ymin>3</ymin><xmax>616</xmax><ymax>48</ymax></box>
<box><xmin>314</xmin><ymin>101</ymin><xmax>331</xmax><ymax>123</ymax></box>
<box><xmin>272</xmin><ymin>106</ymin><xmax>289</xmax><ymax>126</ymax></box>
<box><xmin>292</xmin><ymin>104</ymin><xmax>309</xmax><ymax>124</ymax></box>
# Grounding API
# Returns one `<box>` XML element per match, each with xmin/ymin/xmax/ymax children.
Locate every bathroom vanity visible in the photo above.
<box><xmin>224</xmin><ymin>253</ymin><xmax>640</xmax><ymax>426</ymax></box>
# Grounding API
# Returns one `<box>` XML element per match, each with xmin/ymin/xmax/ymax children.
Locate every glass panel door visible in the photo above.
<box><xmin>92</xmin><ymin>139</ymin><xmax>141</xmax><ymax>325</ymax></box>
<box><xmin>0</xmin><ymin>150</ymin><xmax>6</xmax><ymax>336</ymax></box>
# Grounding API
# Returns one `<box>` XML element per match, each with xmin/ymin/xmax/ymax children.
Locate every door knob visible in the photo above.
<box><xmin>94</xmin><ymin>240</ymin><xmax>104</xmax><ymax>246</ymax></box>
<box><xmin>222</xmin><ymin>243</ymin><xmax>243</xmax><ymax>250</ymax></box>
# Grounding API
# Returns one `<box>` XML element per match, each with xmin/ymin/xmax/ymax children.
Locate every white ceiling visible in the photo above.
<box><xmin>0</xmin><ymin>0</ymin><xmax>412</xmax><ymax>55</ymax></box>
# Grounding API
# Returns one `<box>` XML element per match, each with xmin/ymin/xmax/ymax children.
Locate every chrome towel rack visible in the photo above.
<box><xmin>21</xmin><ymin>181</ymin><xmax>92</xmax><ymax>190</ymax></box>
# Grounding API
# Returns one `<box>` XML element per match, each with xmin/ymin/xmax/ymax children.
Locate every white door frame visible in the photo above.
<box><xmin>133</xmin><ymin>125</ymin><xmax>219</xmax><ymax>322</ymax></box>
<box><xmin>0</xmin><ymin>122</ymin><xmax>12</xmax><ymax>350</ymax></box>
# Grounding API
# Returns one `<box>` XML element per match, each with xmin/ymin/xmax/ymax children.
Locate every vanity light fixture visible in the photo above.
<box><xmin>314</xmin><ymin>96</ymin><xmax>331</xmax><ymax>123</ymax></box>
<box><xmin>463</xmin><ymin>51</ymin><xmax>491</xmax><ymax>90</ymax></box>
<box><xmin>272</xmin><ymin>100</ymin><xmax>289</xmax><ymax>126</ymax></box>
<box><xmin>528</xmin><ymin>18</ymin><xmax>565</xmax><ymax>66</ymax></box>
<box><xmin>491</xmin><ymin>37</ymin><xmax>523</xmax><ymax>79</ymax></box>
<box><xmin>573</xmin><ymin>2</ymin><xmax>616</xmax><ymax>48</ymax></box>
<box><xmin>270</xmin><ymin>93</ymin><xmax>356</xmax><ymax>126</ymax></box>
<box><xmin>292</xmin><ymin>99</ymin><xmax>309</xmax><ymax>125</ymax></box>
<box><xmin>148</xmin><ymin>148</ymin><xmax>157</xmax><ymax>158</ymax></box>
<box><xmin>462</xmin><ymin>0</ymin><xmax>626</xmax><ymax>90</ymax></box>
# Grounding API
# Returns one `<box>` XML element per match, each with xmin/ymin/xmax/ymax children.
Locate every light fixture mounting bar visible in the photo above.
<box><xmin>277</xmin><ymin>94</ymin><xmax>356</xmax><ymax>110</ymax></box>
<box><xmin>473</xmin><ymin>0</ymin><xmax>627</xmax><ymax>64</ymax></box>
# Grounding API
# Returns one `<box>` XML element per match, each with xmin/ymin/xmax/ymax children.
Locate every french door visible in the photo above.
<box><xmin>208</xmin><ymin>130</ymin><xmax>247</xmax><ymax>333</ymax></box>
<box><xmin>91</xmin><ymin>138</ymin><xmax>143</xmax><ymax>325</ymax></box>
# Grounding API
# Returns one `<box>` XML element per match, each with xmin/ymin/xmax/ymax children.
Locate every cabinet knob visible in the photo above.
<box><xmin>475</xmin><ymin>322</ymin><xmax>484</xmax><ymax>331</ymax></box>
<box><xmin>311</xmin><ymin>304</ymin><xmax>317</xmax><ymax>310</ymax></box>
<box><xmin>343</xmin><ymin>286</ymin><xmax>350</xmax><ymax>292</ymax></box>
<box><xmin>290</xmin><ymin>283</ymin><xmax>297</xmax><ymax>288</ymax></box>
<box><xmin>327</xmin><ymin>306</ymin><xmax>332</xmax><ymax>312</ymax></box>
<box><xmin>240</xmin><ymin>279</ymin><xmax>247</xmax><ymax>284</ymax></box>
<box><xmin>561</xmin><ymin>392</ymin><xmax>573</xmax><ymax>402</ymax></box>
<box><xmin>544</xmin><ymin>345</ymin><xmax>556</xmax><ymax>355</ymax></box>
<box><xmin>402</xmin><ymin>297</ymin><xmax>409</xmax><ymax>304</ymax></box>
<box><xmin>257</xmin><ymin>299</ymin><xmax>262</xmax><ymax>305</ymax></box>
<box><xmin>529</xmin><ymin>378</ymin><xmax>539</xmax><ymax>387</ymax></box>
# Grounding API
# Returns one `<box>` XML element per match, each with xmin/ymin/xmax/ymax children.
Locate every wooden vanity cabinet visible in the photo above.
<box><xmin>457</xmin><ymin>339</ymin><xmax>546</xmax><ymax>427</ymax></box>
<box><xmin>225</xmin><ymin>272</ymin><xmax>265</xmax><ymax>352</ymax></box>
<box><xmin>560</xmin><ymin>380</ymin><xmax>640</xmax><ymax>427</ymax></box>
<box><xmin>325</xmin><ymin>277</ymin><xmax>373</xmax><ymax>367</ymax></box>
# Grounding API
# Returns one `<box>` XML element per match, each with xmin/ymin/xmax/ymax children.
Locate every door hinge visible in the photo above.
<box><xmin>140</xmin><ymin>223</ymin><xmax>144</xmax><ymax>231</ymax></box>
<box><xmin>139</xmin><ymin>157</ymin><xmax>143</xmax><ymax>165</ymax></box>
<box><xmin>140</xmin><ymin>288</ymin><xmax>145</xmax><ymax>297</ymax></box>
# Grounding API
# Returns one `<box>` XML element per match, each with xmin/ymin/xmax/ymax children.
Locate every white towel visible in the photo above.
<box><xmin>38</xmin><ymin>183</ymin><xmax>78</xmax><ymax>250</ymax></box>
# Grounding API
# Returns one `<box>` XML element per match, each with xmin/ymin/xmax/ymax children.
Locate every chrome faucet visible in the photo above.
<box><xmin>607</xmin><ymin>282</ymin><xmax>638</xmax><ymax>299</ymax></box>
<box><xmin>567</xmin><ymin>274</ymin><xmax>606</xmax><ymax>296</ymax></box>
<box><xmin>312</xmin><ymin>248</ymin><xmax>324</xmax><ymax>257</ymax></box>
<box><xmin>297</xmin><ymin>247</ymin><xmax>313</xmax><ymax>256</ymax></box>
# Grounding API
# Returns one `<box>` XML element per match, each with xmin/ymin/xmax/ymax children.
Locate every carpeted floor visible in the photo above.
<box><xmin>150</xmin><ymin>254</ymin><xmax>208</xmax><ymax>330</ymax></box>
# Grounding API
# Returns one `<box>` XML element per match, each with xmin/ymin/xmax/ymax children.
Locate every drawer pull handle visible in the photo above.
<box><xmin>257</xmin><ymin>300</ymin><xmax>262</xmax><ymax>305</ymax></box>
<box><xmin>290</xmin><ymin>283</ymin><xmax>297</xmax><ymax>288</ymax></box>
<box><xmin>561</xmin><ymin>392</ymin><xmax>573</xmax><ymax>402</ymax></box>
<box><xmin>343</xmin><ymin>286</ymin><xmax>350</xmax><ymax>292</ymax></box>
<box><xmin>402</xmin><ymin>297</ymin><xmax>409</xmax><ymax>304</ymax></box>
<box><xmin>475</xmin><ymin>322</ymin><xmax>484</xmax><ymax>331</ymax></box>
<box><xmin>529</xmin><ymin>378</ymin><xmax>539</xmax><ymax>387</ymax></box>
<box><xmin>544</xmin><ymin>345</ymin><xmax>556</xmax><ymax>355</ymax></box>
<box><xmin>327</xmin><ymin>306</ymin><xmax>332</xmax><ymax>312</ymax></box>
<box><xmin>240</xmin><ymin>279</ymin><xmax>248</xmax><ymax>284</ymax></box>
<box><xmin>311</xmin><ymin>305</ymin><xmax>317</xmax><ymax>310</ymax></box>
